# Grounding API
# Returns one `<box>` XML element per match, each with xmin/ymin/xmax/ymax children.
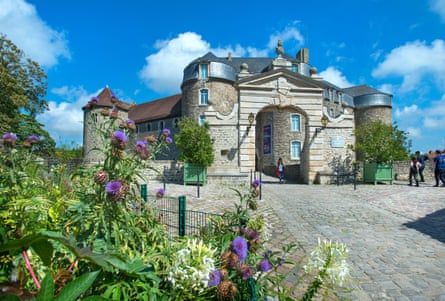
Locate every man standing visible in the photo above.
<box><xmin>415</xmin><ymin>151</ymin><xmax>426</xmax><ymax>182</ymax></box>
<box><xmin>433</xmin><ymin>150</ymin><xmax>445</xmax><ymax>187</ymax></box>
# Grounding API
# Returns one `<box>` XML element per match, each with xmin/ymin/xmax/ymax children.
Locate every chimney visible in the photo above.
<box><xmin>228</xmin><ymin>52</ymin><xmax>232</xmax><ymax>61</ymax></box>
<box><xmin>296</xmin><ymin>48</ymin><xmax>309</xmax><ymax>64</ymax></box>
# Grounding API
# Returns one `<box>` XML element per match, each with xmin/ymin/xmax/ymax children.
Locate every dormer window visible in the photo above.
<box><xmin>199</xmin><ymin>63</ymin><xmax>209</xmax><ymax>79</ymax></box>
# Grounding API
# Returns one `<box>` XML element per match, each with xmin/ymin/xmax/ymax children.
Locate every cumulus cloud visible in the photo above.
<box><xmin>395</xmin><ymin>104</ymin><xmax>420</xmax><ymax>118</ymax></box>
<box><xmin>139</xmin><ymin>28</ymin><xmax>304</xmax><ymax>94</ymax></box>
<box><xmin>0</xmin><ymin>0</ymin><xmax>70</xmax><ymax>67</ymax></box>
<box><xmin>36</xmin><ymin>86</ymin><xmax>97</xmax><ymax>145</ymax></box>
<box><xmin>423</xmin><ymin>94</ymin><xmax>445</xmax><ymax>128</ymax></box>
<box><xmin>430</xmin><ymin>0</ymin><xmax>445</xmax><ymax>22</ymax></box>
<box><xmin>267</xmin><ymin>22</ymin><xmax>305</xmax><ymax>50</ymax></box>
<box><xmin>372</xmin><ymin>39</ymin><xmax>445</xmax><ymax>93</ymax></box>
<box><xmin>318</xmin><ymin>67</ymin><xmax>353</xmax><ymax>88</ymax></box>
<box><xmin>406</xmin><ymin>126</ymin><xmax>422</xmax><ymax>138</ymax></box>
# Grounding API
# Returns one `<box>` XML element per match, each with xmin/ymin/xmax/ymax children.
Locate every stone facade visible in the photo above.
<box><xmin>83</xmin><ymin>41</ymin><xmax>393</xmax><ymax>184</ymax></box>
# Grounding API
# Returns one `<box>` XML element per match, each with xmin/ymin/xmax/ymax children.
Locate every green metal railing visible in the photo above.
<box><xmin>146</xmin><ymin>190</ymin><xmax>222</xmax><ymax>237</ymax></box>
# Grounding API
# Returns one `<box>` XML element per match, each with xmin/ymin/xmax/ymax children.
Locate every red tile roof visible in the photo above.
<box><xmin>82</xmin><ymin>87</ymin><xmax>134</xmax><ymax>111</ymax></box>
<box><xmin>129</xmin><ymin>94</ymin><xmax>182</xmax><ymax>123</ymax></box>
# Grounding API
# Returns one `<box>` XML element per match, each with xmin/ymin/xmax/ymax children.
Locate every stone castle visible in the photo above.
<box><xmin>83</xmin><ymin>41</ymin><xmax>392</xmax><ymax>184</ymax></box>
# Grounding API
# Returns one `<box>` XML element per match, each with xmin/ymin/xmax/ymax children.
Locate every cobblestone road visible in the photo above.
<box><xmin>151</xmin><ymin>175</ymin><xmax>445</xmax><ymax>300</ymax></box>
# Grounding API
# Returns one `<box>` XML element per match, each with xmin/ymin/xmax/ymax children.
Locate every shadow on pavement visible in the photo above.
<box><xmin>403</xmin><ymin>208</ymin><xmax>445</xmax><ymax>244</ymax></box>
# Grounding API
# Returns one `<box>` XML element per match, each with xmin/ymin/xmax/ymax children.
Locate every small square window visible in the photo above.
<box><xmin>199</xmin><ymin>114</ymin><xmax>206</xmax><ymax>126</ymax></box>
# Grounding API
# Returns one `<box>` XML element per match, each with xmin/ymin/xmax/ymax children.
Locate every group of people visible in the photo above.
<box><xmin>408</xmin><ymin>150</ymin><xmax>445</xmax><ymax>187</ymax></box>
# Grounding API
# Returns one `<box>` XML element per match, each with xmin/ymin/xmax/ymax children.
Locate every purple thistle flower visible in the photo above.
<box><xmin>238</xmin><ymin>263</ymin><xmax>254</xmax><ymax>279</ymax></box>
<box><xmin>90</xmin><ymin>96</ymin><xmax>99</xmax><ymax>103</ymax></box>
<box><xmin>165</xmin><ymin>137</ymin><xmax>173</xmax><ymax>144</ymax></box>
<box><xmin>28</xmin><ymin>135</ymin><xmax>39</xmax><ymax>144</ymax></box>
<box><xmin>230</xmin><ymin>236</ymin><xmax>248</xmax><ymax>262</ymax></box>
<box><xmin>127</xmin><ymin>119</ymin><xmax>134</xmax><ymax>124</ymax></box>
<box><xmin>156</xmin><ymin>188</ymin><xmax>165</xmax><ymax>198</ymax></box>
<box><xmin>263</xmin><ymin>250</ymin><xmax>272</xmax><ymax>259</ymax></box>
<box><xmin>112</xmin><ymin>131</ymin><xmax>128</xmax><ymax>143</ymax></box>
<box><xmin>162</xmin><ymin>128</ymin><xmax>171</xmax><ymax>136</ymax></box>
<box><xmin>208</xmin><ymin>269</ymin><xmax>221</xmax><ymax>287</ymax></box>
<box><xmin>252</xmin><ymin>179</ymin><xmax>261</xmax><ymax>187</ymax></box>
<box><xmin>136</xmin><ymin>140</ymin><xmax>147</xmax><ymax>148</ymax></box>
<box><xmin>105</xmin><ymin>181</ymin><xmax>122</xmax><ymax>194</ymax></box>
<box><xmin>257</xmin><ymin>258</ymin><xmax>273</xmax><ymax>272</ymax></box>
<box><xmin>2</xmin><ymin>133</ymin><xmax>17</xmax><ymax>141</ymax></box>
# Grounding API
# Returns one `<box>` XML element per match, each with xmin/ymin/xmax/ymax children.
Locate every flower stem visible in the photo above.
<box><xmin>22</xmin><ymin>249</ymin><xmax>41</xmax><ymax>289</ymax></box>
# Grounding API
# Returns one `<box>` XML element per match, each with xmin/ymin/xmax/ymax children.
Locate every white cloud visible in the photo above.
<box><xmin>423</xmin><ymin>94</ymin><xmax>445</xmax><ymax>128</ymax></box>
<box><xmin>395</xmin><ymin>104</ymin><xmax>419</xmax><ymax>118</ymax></box>
<box><xmin>406</xmin><ymin>126</ymin><xmax>422</xmax><ymax>138</ymax></box>
<box><xmin>372</xmin><ymin>39</ymin><xmax>445</xmax><ymax>93</ymax></box>
<box><xmin>139</xmin><ymin>28</ymin><xmax>305</xmax><ymax>94</ymax></box>
<box><xmin>430</xmin><ymin>0</ymin><xmax>445</xmax><ymax>21</ymax></box>
<box><xmin>267</xmin><ymin>22</ymin><xmax>305</xmax><ymax>50</ymax></box>
<box><xmin>37</xmin><ymin>86</ymin><xmax>94</xmax><ymax>145</ymax></box>
<box><xmin>0</xmin><ymin>0</ymin><xmax>70</xmax><ymax>68</ymax></box>
<box><xmin>318</xmin><ymin>67</ymin><xmax>353</xmax><ymax>88</ymax></box>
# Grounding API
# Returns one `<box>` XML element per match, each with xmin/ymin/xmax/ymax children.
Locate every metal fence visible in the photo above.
<box><xmin>143</xmin><ymin>188</ymin><xmax>223</xmax><ymax>238</ymax></box>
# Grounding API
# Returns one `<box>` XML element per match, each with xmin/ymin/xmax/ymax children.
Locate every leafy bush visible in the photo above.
<box><xmin>0</xmin><ymin>97</ymin><xmax>351</xmax><ymax>300</ymax></box>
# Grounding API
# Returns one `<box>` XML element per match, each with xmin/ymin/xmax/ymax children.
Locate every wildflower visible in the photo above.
<box><xmin>163</xmin><ymin>128</ymin><xmax>171</xmax><ymax>136</ymax></box>
<box><xmin>111</xmin><ymin>131</ymin><xmax>128</xmax><ymax>149</ymax></box>
<box><xmin>94</xmin><ymin>171</ymin><xmax>109</xmax><ymax>185</ymax></box>
<box><xmin>252</xmin><ymin>179</ymin><xmax>261</xmax><ymax>187</ymax></box>
<box><xmin>208</xmin><ymin>269</ymin><xmax>221</xmax><ymax>287</ymax></box>
<box><xmin>165</xmin><ymin>136</ymin><xmax>173</xmax><ymax>144</ymax></box>
<box><xmin>135</xmin><ymin>141</ymin><xmax>151</xmax><ymax>159</ymax></box>
<box><xmin>217</xmin><ymin>280</ymin><xmax>237</xmax><ymax>300</ymax></box>
<box><xmin>28</xmin><ymin>135</ymin><xmax>39</xmax><ymax>144</ymax></box>
<box><xmin>230</xmin><ymin>236</ymin><xmax>248</xmax><ymax>262</ymax></box>
<box><xmin>237</xmin><ymin>262</ymin><xmax>254</xmax><ymax>279</ymax></box>
<box><xmin>221</xmin><ymin>251</ymin><xmax>239</xmax><ymax>269</ymax></box>
<box><xmin>90</xmin><ymin>96</ymin><xmax>99</xmax><ymax>104</ymax></box>
<box><xmin>257</xmin><ymin>258</ymin><xmax>272</xmax><ymax>272</ymax></box>
<box><xmin>110</xmin><ymin>94</ymin><xmax>118</xmax><ymax>102</ymax></box>
<box><xmin>2</xmin><ymin>133</ymin><xmax>17</xmax><ymax>146</ymax></box>
<box><xmin>105</xmin><ymin>180</ymin><xmax>123</xmax><ymax>201</ymax></box>
<box><xmin>156</xmin><ymin>188</ymin><xmax>165</xmax><ymax>198</ymax></box>
<box><xmin>145</xmin><ymin>135</ymin><xmax>156</xmax><ymax>145</ymax></box>
<box><xmin>126</xmin><ymin>119</ymin><xmax>136</xmax><ymax>131</ymax></box>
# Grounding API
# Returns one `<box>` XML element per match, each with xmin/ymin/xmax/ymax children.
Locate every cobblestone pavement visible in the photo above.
<box><xmin>150</xmin><ymin>175</ymin><xmax>445</xmax><ymax>300</ymax></box>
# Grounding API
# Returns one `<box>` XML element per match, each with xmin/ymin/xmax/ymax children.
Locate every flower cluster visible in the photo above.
<box><xmin>1</xmin><ymin>133</ymin><xmax>39</xmax><ymax>149</ymax></box>
<box><xmin>105</xmin><ymin>179</ymin><xmax>128</xmax><ymax>201</ymax></box>
<box><xmin>305</xmin><ymin>238</ymin><xmax>350</xmax><ymax>287</ymax></box>
<box><xmin>167</xmin><ymin>238</ymin><xmax>217</xmax><ymax>294</ymax></box>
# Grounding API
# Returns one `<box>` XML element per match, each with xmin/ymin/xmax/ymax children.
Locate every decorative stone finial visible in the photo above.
<box><xmin>275</xmin><ymin>40</ymin><xmax>284</xmax><ymax>57</ymax></box>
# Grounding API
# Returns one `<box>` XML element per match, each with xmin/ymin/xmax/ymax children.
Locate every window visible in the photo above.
<box><xmin>329</xmin><ymin>108</ymin><xmax>335</xmax><ymax>118</ymax></box>
<box><xmin>147</xmin><ymin>123</ymin><xmax>151</xmax><ymax>131</ymax></box>
<box><xmin>200</xmin><ymin>89</ymin><xmax>209</xmax><ymax>105</ymax></box>
<box><xmin>174</xmin><ymin>118</ymin><xmax>180</xmax><ymax>128</ymax></box>
<box><xmin>291</xmin><ymin>64</ymin><xmax>298</xmax><ymax>73</ymax></box>
<box><xmin>291</xmin><ymin>141</ymin><xmax>301</xmax><ymax>160</ymax></box>
<box><xmin>199</xmin><ymin>114</ymin><xmax>206</xmax><ymax>126</ymax></box>
<box><xmin>159</xmin><ymin>120</ymin><xmax>164</xmax><ymax>130</ymax></box>
<box><xmin>291</xmin><ymin>114</ymin><xmax>301</xmax><ymax>131</ymax></box>
<box><xmin>199</xmin><ymin>64</ymin><xmax>209</xmax><ymax>79</ymax></box>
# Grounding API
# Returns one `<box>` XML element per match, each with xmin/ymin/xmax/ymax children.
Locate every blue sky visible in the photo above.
<box><xmin>1</xmin><ymin>0</ymin><xmax>444</xmax><ymax>153</ymax></box>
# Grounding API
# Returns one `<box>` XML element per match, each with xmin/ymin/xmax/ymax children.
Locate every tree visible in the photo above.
<box><xmin>352</xmin><ymin>120</ymin><xmax>411</xmax><ymax>162</ymax></box>
<box><xmin>0</xmin><ymin>34</ymin><xmax>54</xmax><ymax>154</ymax></box>
<box><xmin>174</xmin><ymin>117</ymin><xmax>214</xmax><ymax>167</ymax></box>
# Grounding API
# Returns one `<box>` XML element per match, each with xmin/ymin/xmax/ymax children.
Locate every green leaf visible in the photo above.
<box><xmin>54</xmin><ymin>270</ymin><xmax>100</xmax><ymax>301</ymax></box>
<box><xmin>36</xmin><ymin>273</ymin><xmax>55</xmax><ymax>301</ymax></box>
<box><xmin>0</xmin><ymin>295</ymin><xmax>21</xmax><ymax>301</ymax></box>
<box><xmin>81</xmin><ymin>297</ymin><xmax>110</xmax><ymax>301</ymax></box>
<box><xmin>31</xmin><ymin>239</ymin><xmax>54</xmax><ymax>266</ymax></box>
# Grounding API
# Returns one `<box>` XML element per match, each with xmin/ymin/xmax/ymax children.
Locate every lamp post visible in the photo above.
<box><xmin>315</xmin><ymin>115</ymin><xmax>328</xmax><ymax>135</ymax></box>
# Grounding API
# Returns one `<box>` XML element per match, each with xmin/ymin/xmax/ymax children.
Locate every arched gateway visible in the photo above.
<box><xmin>83</xmin><ymin>41</ymin><xmax>392</xmax><ymax>184</ymax></box>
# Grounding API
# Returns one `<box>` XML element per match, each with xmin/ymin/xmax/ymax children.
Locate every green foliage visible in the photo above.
<box><xmin>0</xmin><ymin>34</ymin><xmax>53</xmax><ymax>153</ymax></box>
<box><xmin>352</xmin><ymin>120</ymin><xmax>411</xmax><ymax>162</ymax></box>
<box><xmin>0</xmin><ymin>101</ymin><xmax>351</xmax><ymax>300</ymax></box>
<box><xmin>174</xmin><ymin>116</ymin><xmax>215</xmax><ymax>167</ymax></box>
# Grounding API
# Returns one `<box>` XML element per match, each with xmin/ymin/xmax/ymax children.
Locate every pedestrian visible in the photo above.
<box><xmin>408</xmin><ymin>156</ymin><xmax>421</xmax><ymax>187</ymax></box>
<box><xmin>433</xmin><ymin>150</ymin><xmax>445</xmax><ymax>187</ymax></box>
<box><xmin>276</xmin><ymin>158</ymin><xmax>285</xmax><ymax>184</ymax></box>
<box><xmin>415</xmin><ymin>151</ymin><xmax>426</xmax><ymax>182</ymax></box>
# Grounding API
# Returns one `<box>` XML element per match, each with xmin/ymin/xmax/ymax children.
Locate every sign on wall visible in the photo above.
<box><xmin>263</xmin><ymin>124</ymin><xmax>272</xmax><ymax>154</ymax></box>
<box><xmin>331</xmin><ymin>136</ymin><xmax>345</xmax><ymax>148</ymax></box>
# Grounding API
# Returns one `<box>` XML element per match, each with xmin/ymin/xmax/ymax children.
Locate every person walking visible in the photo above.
<box><xmin>433</xmin><ymin>150</ymin><xmax>445</xmax><ymax>187</ymax></box>
<box><xmin>277</xmin><ymin>158</ymin><xmax>285</xmax><ymax>184</ymax></box>
<box><xmin>415</xmin><ymin>151</ymin><xmax>426</xmax><ymax>182</ymax></box>
<box><xmin>408</xmin><ymin>156</ymin><xmax>421</xmax><ymax>187</ymax></box>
